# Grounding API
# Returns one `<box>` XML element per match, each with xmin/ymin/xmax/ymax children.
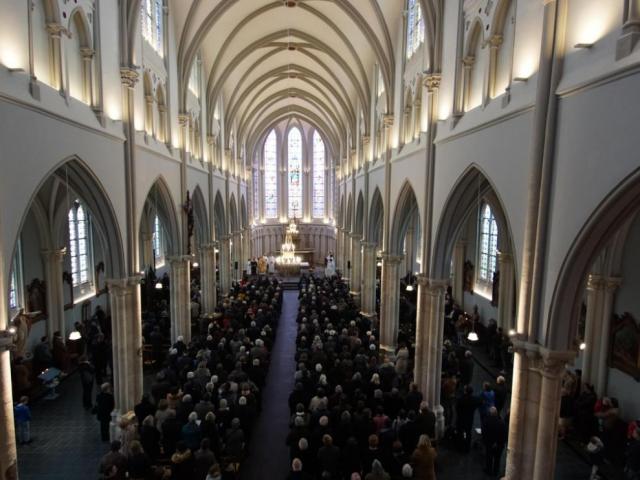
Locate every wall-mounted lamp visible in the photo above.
<box><xmin>406</xmin><ymin>284</ymin><xmax>414</xmax><ymax>292</ymax></box>
<box><xmin>579</xmin><ymin>342</ymin><xmax>586</xmax><ymax>351</ymax></box>
<box><xmin>467</xmin><ymin>331</ymin><xmax>479</xmax><ymax>342</ymax></box>
<box><xmin>155</xmin><ymin>282</ymin><xmax>163</xmax><ymax>290</ymax></box>
<box><xmin>192</xmin><ymin>262</ymin><xmax>199</xmax><ymax>268</ymax></box>
<box><xmin>68</xmin><ymin>330</ymin><xmax>82</xmax><ymax>341</ymax></box>
<box><xmin>508</xmin><ymin>329</ymin><xmax>517</xmax><ymax>337</ymax></box>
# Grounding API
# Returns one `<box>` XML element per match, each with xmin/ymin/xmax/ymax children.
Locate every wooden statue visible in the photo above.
<box><xmin>463</xmin><ymin>260</ymin><xmax>474</xmax><ymax>294</ymax></box>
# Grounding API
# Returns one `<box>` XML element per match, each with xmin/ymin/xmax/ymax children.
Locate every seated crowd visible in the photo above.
<box><xmin>98</xmin><ymin>275</ymin><xmax>282</xmax><ymax>480</ymax></box>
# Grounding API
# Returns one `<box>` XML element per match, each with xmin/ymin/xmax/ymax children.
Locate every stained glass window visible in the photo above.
<box><xmin>312</xmin><ymin>131</ymin><xmax>325</xmax><ymax>218</ymax></box>
<box><xmin>406</xmin><ymin>0</ymin><xmax>425</xmax><ymax>59</ymax></box>
<box><xmin>479</xmin><ymin>203</ymin><xmax>498</xmax><ymax>282</ymax></box>
<box><xmin>141</xmin><ymin>0</ymin><xmax>163</xmax><ymax>56</ymax></box>
<box><xmin>68</xmin><ymin>201</ymin><xmax>90</xmax><ymax>286</ymax></box>
<box><xmin>153</xmin><ymin>214</ymin><xmax>165</xmax><ymax>267</ymax></box>
<box><xmin>253</xmin><ymin>167</ymin><xmax>260</xmax><ymax>220</ymax></box>
<box><xmin>264</xmin><ymin>130</ymin><xmax>278</xmax><ymax>218</ymax></box>
<box><xmin>288</xmin><ymin>127</ymin><xmax>303</xmax><ymax>218</ymax></box>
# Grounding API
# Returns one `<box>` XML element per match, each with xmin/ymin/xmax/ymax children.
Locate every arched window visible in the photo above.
<box><xmin>141</xmin><ymin>0</ymin><xmax>164</xmax><ymax>56</ymax></box>
<box><xmin>152</xmin><ymin>214</ymin><xmax>165</xmax><ymax>267</ymax></box>
<box><xmin>288</xmin><ymin>127</ymin><xmax>303</xmax><ymax>218</ymax></box>
<box><xmin>406</xmin><ymin>0</ymin><xmax>425</xmax><ymax>59</ymax></box>
<box><xmin>478</xmin><ymin>203</ymin><xmax>498</xmax><ymax>282</ymax></box>
<box><xmin>263</xmin><ymin>130</ymin><xmax>278</xmax><ymax>219</ymax></box>
<box><xmin>253</xmin><ymin>167</ymin><xmax>260</xmax><ymax>220</ymax></box>
<box><xmin>68</xmin><ymin>201</ymin><xmax>91</xmax><ymax>286</ymax></box>
<box><xmin>312</xmin><ymin>131</ymin><xmax>325</xmax><ymax>218</ymax></box>
<box><xmin>8</xmin><ymin>240</ymin><xmax>23</xmax><ymax>312</ymax></box>
<box><xmin>188</xmin><ymin>57</ymin><xmax>200</xmax><ymax>98</ymax></box>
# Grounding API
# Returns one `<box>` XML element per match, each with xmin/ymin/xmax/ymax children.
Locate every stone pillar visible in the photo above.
<box><xmin>0</xmin><ymin>343</ymin><xmax>17</xmax><ymax>479</ymax></box>
<box><xmin>497</xmin><ymin>252</ymin><xmax>515</xmax><ymax>332</ymax></box>
<box><xmin>581</xmin><ymin>274</ymin><xmax>603</xmax><ymax>388</ymax></box>
<box><xmin>140</xmin><ymin>232</ymin><xmax>153</xmax><ymax>270</ymax></box>
<box><xmin>45</xmin><ymin>22</ymin><xmax>64</xmax><ymax>92</ymax></box>
<box><xmin>595</xmin><ymin>277</ymin><xmax>620</xmax><ymax>395</ymax></box>
<box><xmin>242</xmin><ymin>228</ymin><xmax>252</xmax><ymax>274</ymax></box>
<box><xmin>451</xmin><ymin>240</ymin><xmax>465</xmax><ymax>304</ymax></box>
<box><xmin>360</xmin><ymin>242</ymin><xmax>378</xmax><ymax>316</ymax></box>
<box><xmin>461</xmin><ymin>56</ymin><xmax>474</xmax><ymax>112</ymax></box>
<box><xmin>168</xmin><ymin>256</ymin><xmax>191</xmax><ymax>345</ymax></box>
<box><xmin>504</xmin><ymin>343</ymin><xmax>574</xmax><ymax>480</ymax></box>
<box><xmin>107</xmin><ymin>277</ymin><xmax>143</xmax><ymax>415</ymax></box>
<box><xmin>413</xmin><ymin>277</ymin><xmax>447</xmax><ymax>437</ymax></box>
<box><xmin>486</xmin><ymin>35</ymin><xmax>503</xmax><ymax>102</ymax></box>
<box><xmin>42</xmin><ymin>248</ymin><xmax>66</xmax><ymax>339</ymax></box>
<box><xmin>200</xmin><ymin>244</ymin><xmax>217</xmax><ymax>314</ymax></box>
<box><xmin>379</xmin><ymin>254</ymin><xmax>403</xmax><ymax>353</ymax></box>
<box><xmin>231</xmin><ymin>232</ymin><xmax>241</xmax><ymax>282</ymax></box>
<box><xmin>219</xmin><ymin>235</ymin><xmax>231</xmax><ymax>295</ymax></box>
<box><xmin>336</xmin><ymin>228</ymin><xmax>344</xmax><ymax>273</ymax></box>
<box><xmin>80</xmin><ymin>47</ymin><xmax>94</xmax><ymax>105</ymax></box>
<box><xmin>617</xmin><ymin>0</ymin><xmax>640</xmax><ymax>59</ymax></box>
<box><xmin>350</xmin><ymin>234</ymin><xmax>362</xmax><ymax>295</ymax></box>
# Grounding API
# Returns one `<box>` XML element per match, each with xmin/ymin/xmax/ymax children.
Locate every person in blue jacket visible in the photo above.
<box><xmin>14</xmin><ymin>396</ymin><xmax>32</xmax><ymax>444</ymax></box>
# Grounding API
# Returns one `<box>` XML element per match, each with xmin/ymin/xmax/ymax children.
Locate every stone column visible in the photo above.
<box><xmin>200</xmin><ymin>244</ymin><xmax>217</xmax><ymax>314</ymax></box>
<box><xmin>497</xmin><ymin>252</ymin><xmax>515</xmax><ymax>332</ymax></box>
<box><xmin>242</xmin><ymin>228</ymin><xmax>252</xmax><ymax>273</ymax></box>
<box><xmin>404</xmin><ymin>227</ymin><xmax>414</xmax><ymax>275</ymax></box>
<box><xmin>379</xmin><ymin>254</ymin><xmax>403</xmax><ymax>353</ymax></box>
<box><xmin>413</xmin><ymin>277</ymin><xmax>447</xmax><ymax>437</ymax></box>
<box><xmin>219</xmin><ymin>235</ymin><xmax>232</xmax><ymax>295</ymax></box>
<box><xmin>231</xmin><ymin>232</ymin><xmax>241</xmax><ymax>282</ymax></box>
<box><xmin>350</xmin><ymin>234</ymin><xmax>362</xmax><ymax>295</ymax></box>
<box><xmin>336</xmin><ymin>228</ymin><xmax>344</xmax><ymax>273</ymax></box>
<box><xmin>80</xmin><ymin>47</ymin><xmax>94</xmax><ymax>105</ymax></box>
<box><xmin>451</xmin><ymin>240</ymin><xmax>465</xmax><ymax>304</ymax></box>
<box><xmin>617</xmin><ymin>0</ymin><xmax>640</xmax><ymax>59</ymax></box>
<box><xmin>45</xmin><ymin>22</ymin><xmax>64</xmax><ymax>92</ymax></box>
<box><xmin>504</xmin><ymin>343</ymin><xmax>574</xmax><ymax>480</ymax></box>
<box><xmin>595</xmin><ymin>277</ymin><xmax>621</xmax><ymax>395</ymax></box>
<box><xmin>360</xmin><ymin>242</ymin><xmax>378</xmax><ymax>316</ymax></box>
<box><xmin>140</xmin><ymin>232</ymin><xmax>153</xmax><ymax>270</ymax></box>
<box><xmin>532</xmin><ymin>353</ymin><xmax>572</xmax><ymax>480</ymax></box>
<box><xmin>42</xmin><ymin>248</ymin><xmax>66</xmax><ymax>339</ymax></box>
<box><xmin>461</xmin><ymin>56</ymin><xmax>475</xmax><ymax>112</ymax></box>
<box><xmin>107</xmin><ymin>277</ymin><xmax>143</xmax><ymax>415</ymax></box>
<box><xmin>168</xmin><ymin>256</ymin><xmax>191</xmax><ymax>345</ymax></box>
<box><xmin>486</xmin><ymin>35</ymin><xmax>503</xmax><ymax>102</ymax></box>
<box><xmin>581</xmin><ymin>274</ymin><xmax>603</xmax><ymax>388</ymax></box>
<box><xmin>0</xmin><ymin>343</ymin><xmax>17</xmax><ymax>479</ymax></box>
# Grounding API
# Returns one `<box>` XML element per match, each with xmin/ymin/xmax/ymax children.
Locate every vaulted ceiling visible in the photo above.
<box><xmin>170</xmin><ymin>0</ymin><xmax>405</xmax><ymax>159</ymax></box>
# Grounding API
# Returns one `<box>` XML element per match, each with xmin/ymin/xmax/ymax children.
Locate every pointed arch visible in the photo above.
<box><xmin>345</xmin><ymin>193</ymin><xmax>353</xmax><ymax>232</ymax></box>
<box><xmin>191</xmin><ymin>186</ymin><xmax>210</xmax><ymax>247</ymax></box>
<box><xmin>355</xmin><ymin>191</ymin><xmax>364</xmax><ymax>236</ymax></box>
<box><xmin>389</xmin><ymin>182</ymin><xmax>421</xmax><ymax>257</ymax></box>
<box><xmin>229</xmin><ymin>194</ymin><xmax>239</xmax><ymax>233</ymax></box>
<box><xmin>140</xmin><ymin>176</ymin><xmax>181</xmax><ymax>258</ymax></box>
<box><xmin>213</xmin><ymin>191</ymin><xmax>226</xmax><ymax>239</ymax></box>
<box><xmin>368</xmin><ymin>187</ymin><xmax>384</xmax><ymax>246</ymax></box>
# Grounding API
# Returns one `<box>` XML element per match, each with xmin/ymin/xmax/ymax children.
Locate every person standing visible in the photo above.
<box><xmin>78</xmin><ymin>356</ymin><xmax>95</xmax><ymax>410</ymax></box>
<box><xmin>410</xmin><ymin>435</ymin><xmax>436</xmax><ymax>480</ymax></box>
<box><xmin>96</xmin><ymin>382</ymin><xmax>115</xmax><ymax>442</ymax></box>
<box><xmin>482</xmin><ymin>407</ymin><xmax>507</xmax><ymax>476</ymax></box>
<box><xmin>14</xmin><ymin>396</ymin><xmax>32</xmax><ymax>445</ymax></box>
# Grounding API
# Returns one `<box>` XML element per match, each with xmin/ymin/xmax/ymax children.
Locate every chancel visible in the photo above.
<box><xmin>1</xmin><ymin>1</ymin><xmax>640</xmax><ymax>479</ymax></box>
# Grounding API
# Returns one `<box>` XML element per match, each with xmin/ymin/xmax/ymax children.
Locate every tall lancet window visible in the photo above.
<box><xmin>288</xmin><ymin>127</ymin><xmax>303</xmax><ymax>218</ymax></box>
<box><xmin>312</xmin><ymin>131</ymin><xmax>325</xmax><ymax>218</ymax></box>
<box><xmin>406</xmin><ymin>0</ymin><xmax>425</xmax><ymax>59</ymax></box>
<box><xmin>68</xmin><ymin>201</ymin><xmax>91</xmax><ymax>287</ymax></box>
<box><xmin>264</xmin><ymin>130</ymin><xmax>278</xmax><ymax>219</ymax></box>
<box><xmin>479</xmin><ymin>203</ymin><xmax>498</xmax><ymax>282</ymax></box>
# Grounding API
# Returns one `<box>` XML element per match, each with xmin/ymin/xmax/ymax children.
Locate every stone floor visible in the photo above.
<box><xmin>16</xmin><ymin>292</ymin><xmax>595</xmax><ymax>479</ymax></box>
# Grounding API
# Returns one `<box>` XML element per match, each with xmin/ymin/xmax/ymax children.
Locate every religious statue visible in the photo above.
<box><xmin>463</xmin><ymin>260</ymin><xmax>474</xmax><ymax>294</ymax></box>
<box><xmin>12</xmin><ymin>309</ymin><xmax>31</xmax><ymax>359</ymax></box>
<box><xmin>491</xmin><ymin>269</ymin><xmax>500</xmax><ymax>307</ymax></box>
<box><xmin>258</xmin><ymin>256</ymin><xmax>268</xmax><ymax>275</ymax></box>
<box><xmin>184</xmin><ymin>191</ymin><xmax>194</xmax><ymax>255</ymax></box>
<box><xmin>325</xmin><ymin>254</ymin><xmax>336</xmax><ymax>277</ymax></box>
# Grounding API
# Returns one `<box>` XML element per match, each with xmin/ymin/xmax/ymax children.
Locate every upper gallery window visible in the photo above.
<box><xmin>406</xmin><ymin>0</ymin><xmax>425</xmax><ymax>59</ymax></box>
<box><xmin>141</xmin><ymin>0</ymin><xmax>164</xmax><ymax>56</ymax></box>
<box><xmin>264</xmin><ymin>130</ymin><xmax>278</xmax><ymax>219</ymax></box>
<box><xmin>288</xmin><ymin>127</ymin><xmax>303</xmax><ymax>218</ymax></box>
<box><xmin>312</xmin><ymin>131</ymin><xmax>325</xmax><ymax>218</ymax></box>
<box><xmin>478</xmin><ymin>203</ymin><xmax>498</xmax><ymax>282</ymax></box>
<box><xmin>68</xmin><ymin>201</ymin><xmax>92</xmax><ymax>287</ymax></box>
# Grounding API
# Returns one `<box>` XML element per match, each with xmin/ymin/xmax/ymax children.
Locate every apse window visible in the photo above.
<box><xmin>264</xmin><ymin>130</ymin><xmax>278</xmax><ymax>219</ymax></box>
<box><xmin>288</xmin><ymin>127</ymin><xmax>303</xmax><ymax>218</ymax></box>
<box><xmin>153</xmin><ymin>214</ymin><xmax>165</xmax><ymax>268</ymax></box>
<box><xmin>406</xmin><ymin>0</ymin><xmax>425</xmax><ymax>59</ymax></box>
<box><xmin>141</xmin><ymin>0</ymin><xmax>164</xmax><ymax>56</ymax></box>
<box><xmin>478</xmin><ymin>203</ymin><xmax>498</xmax><ymax>284</ymax></box>
<box><xmin>68</xmin><ymin>200</ymin><xmax>94</xmax><ymax>300</ymax></box>
<box><xmin>312</xmin><ymin>131</ymin><xmax>325</xmax><ymax>218</ymax></box>
<box><xmin>9</xmin><ymin>241</ymin><xmax>23</xmax><ymax>312</ymax></box>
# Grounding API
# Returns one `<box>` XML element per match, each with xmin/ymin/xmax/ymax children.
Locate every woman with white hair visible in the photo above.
<box><xmin>181</xmin><ymin>411</ymin><xmax>202</xmax><ymax>451</ymax></box>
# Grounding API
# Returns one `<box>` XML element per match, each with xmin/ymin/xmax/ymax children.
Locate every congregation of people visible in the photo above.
<box><xmin>93</xmin><ymin>274</ymin><xmax>283</xmax><ymax>479</ymax></box>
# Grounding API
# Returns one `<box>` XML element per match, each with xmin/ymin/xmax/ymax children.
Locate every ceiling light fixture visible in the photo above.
<box><xmin>284</xmin><ymin>0</ymin><xmax>298</xmax><ymax>7</ymax></box>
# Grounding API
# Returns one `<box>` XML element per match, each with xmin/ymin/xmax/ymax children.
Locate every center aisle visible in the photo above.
<box><xmin>239</xmin><ymin>290</ymin><xmax>299</xmax><ymax>479</ymax></box>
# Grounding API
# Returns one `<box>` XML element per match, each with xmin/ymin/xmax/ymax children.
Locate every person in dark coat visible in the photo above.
<box><xmin>161</xmin><ymin>410</ymin><xmax>182</xmax><ymax>456</ymax></box>
<box><xmin>95</xmin><ymin>383</ymin><xmax>115</xmax><ymax>442</ymax></box>
<box><xmin>194</xmin><ymin>438</ymin><xmax>216</xmax><ymax>480</ymax></box>
<box><xmin>317</xmin><ymin>434</ymin><xmax>340</xmax><ymax>477</ymax></box>
<box><xmin>171</xmin><ymin>441</ymin><xmax>195</xmax><ymax>480</ymax></box>
<box><xmin>456</xmin><ymin>385</ymin><xmax>482</xmax><ymax>452</ymax></box>
<box><xmin>139</xmin><ymin>415</ymin><xmax>161</xmax><ymax>461</ymax></box>
<box><xmin>482</xmin><ymin>407</ymin><xmax>508</xmax><ymax>476</ymax></box>
<box><xmin>493</xmin><ymin>376</ymin><xmax>508</xmax><ymax>414</ymax></box>
<box><xmin>78</xmin><ymin>357</ymin><xmax>95</xmax><ymax>410</ymax></box>
<box><xmin>134</xmin><ymin>394</ymin><xmax>155</xmax><ymax>428</ymax></box>
<box><xmin>126</xmin><ymin>440</ymin><xmax>151</xmax><ymax>480</ymax></box>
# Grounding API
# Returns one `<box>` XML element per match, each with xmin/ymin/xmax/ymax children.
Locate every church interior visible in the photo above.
<box><xmin>1</xmin><ymin>0</ymin><xmax>640</xmax><ymax>479</ymax></box>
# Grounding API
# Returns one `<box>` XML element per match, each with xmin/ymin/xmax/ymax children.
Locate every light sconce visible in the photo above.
<box><xmin>192</xmin><ymin>262</ymin><xmax>199</xmax><ymax>268</ymax></box>
<box><xmin>579</xmin><ymin>342</ymin><xmax>586</xmax><ymax>351</ymax></box>
<box><xmin>155</xmin><ymin>282</ymin><xmax>163</xmax><ymax>290</ymax></box>
<box><xmin>406</xmin><ymin>284</ymin><xmax>414</xmax><ymax>292</ymax></box>
<box><xmin>467</xmin><ymin>331</ymin><xmax>479</xmax><ymax>342</ymax></box>
<box><xmin>68</xmin><ymin>330</ymin><xmax>82</xmax><ymax>341</ymax></box>
<box><xmin>508</xmin><ymin>329</ymin><xmax>517</xmax><ymax>337</ymax></box>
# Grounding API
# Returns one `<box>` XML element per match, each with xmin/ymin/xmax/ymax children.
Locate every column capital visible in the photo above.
<box><xmin>362</xmin><ymin>135</ymin><xmax>370</xmax><ymax>145</ymax></box>
<box><xmin>207</xmin><ymin>135</ymin><xmax>215</xmax><ymax>145</ymax></box>
<box><xmin>539</xmin><ymin>347</ymin><xmax>576</xmax><ymax>378</ymax></box>
<box><xmin>350</xmin><ymin>233</ymin><xmax>362</xmax><ymax>241</ymax></box>
<box><xmin>382</xmin><ymin>114</ymin><xmax>394</xmax><ymax>128</ymax></box>
<box><xmin>167</xmin><ymin>255</ymin><xmax>192</xmax><ymax>266</ymax></box>
<box><xmin>80</xmin><ymin>47</ymin><xmax>95</xmax><ymax>59</ymax></box>
<box><xmin>605</xmin><ymin>276</ymin><xmax>622</xmax><ymax>291</ymax></box>
<box><xmin>381</xmin><ymin>252</ymin><xmax>404</xmax><ymax>264</ymax></box>
<box><xmin>497</xmin><ymin>250</ymin><xmax>513</xmax><ymax>263</ymax></box>
<box><xmin>41</xmin><ymin>247</ymin><xmax>67</xmax><ymax>260</ymax></box>
<box><xmin>120</xmin><ymin>67</ymin><xmax>139</xmax><ymax>88</ymax></box>
<box><xmin>488</xmin><ymin>34</ymin><xmax>504</xmax><ymax>48</ymax></box>
<box><xmin>177</xmin><ymin>113</ymin><xmax>190</xmax><ymax>126</ymax></box>
<box><xmin>586</xmin><ymin>274</ymin><xmax>605</xmax><ymax>291</ymax></box>
<box><xmin>106</xmin><ymin>275</ymin><xmax>142</xmax><ymax>294</ymax></box>
<box><xmin>462</xmin><ymin>55</ymin><xmax>475</xmax><ymax>67</ymax></box>
<box><xmin>200</xmin><ymin>243</ymin><xmax>217</xmax><ymax>252</ymax></box>
<box><xmin>361</xmin><ymin>241</ymin><xmax>378</xmax><ymax>249</ymax></box>
<box><xmin>46</xmin><ymin>22</ymin><xmax>69</xmax><ymax>38</ymax></box>
<box><xmin>423</xmin><ymin>73</ymin><xmax>442</xmax><ymax>92</ymax></box>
